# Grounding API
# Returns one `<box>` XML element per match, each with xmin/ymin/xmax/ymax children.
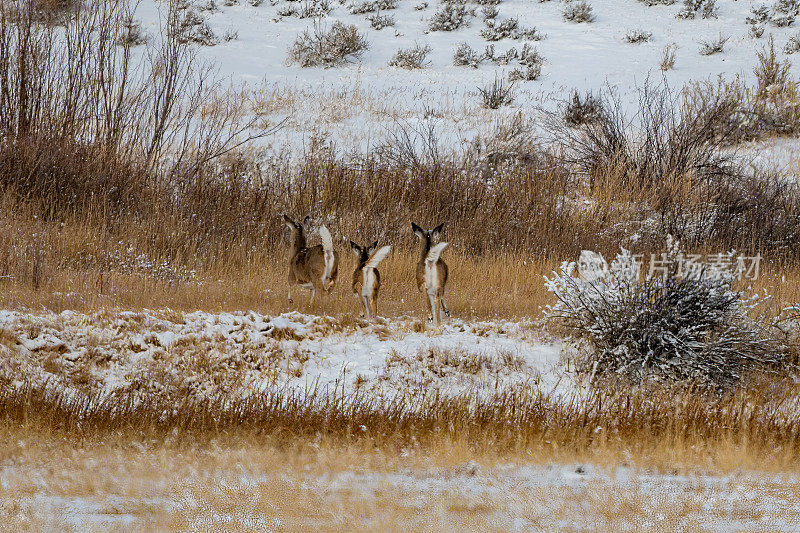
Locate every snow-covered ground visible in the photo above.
<box><xmin>130</xmin><ymin>0</ymin><xmax>800</xmax><ymax>151</ymax></box>
<box><xmin>5</xmin><ymin>461</ymin><xmax>800</xmax><ymax>530</ymax></box>
<box><xmin>0</xmin><ymin>309</ymin><xmax>566</xmax><ymax>402</ymax></box>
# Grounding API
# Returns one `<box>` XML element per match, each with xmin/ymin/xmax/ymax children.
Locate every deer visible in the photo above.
<box><xmin>282</xmin><ymin>215</ymin><xmax>339</xmax><ymax>306</ymax></box>
<box><xmin>350</xmin><ymin>240</ymin><xmax>392</xmax><ymax>320</ymax></box>
<box><xmin>411</xmin><ymin>222</ymin><xmax>450</xmax><ymax>327</ymax></box>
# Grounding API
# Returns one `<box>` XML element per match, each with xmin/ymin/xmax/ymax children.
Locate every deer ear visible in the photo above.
<box><xmin>412</xmin><ymin>223</ymin><xmax>424</xmax><ymax>239</ymax></box>
<box><xmin>432</xmin><ymin>223</ymin><xmax>444</xmax><ymax>239</ymax></box>
<box><xmin>302</xmin><ymin>215</ymin><xmax>311</xmax><ymax>226</ymax></box>
<box><xmin>283</xmin><ymin>214</ymin><xmax>296</xmax><ymax>229</ymax></box>
<box><xmin>350</xmin><ymin>241</ymin><xmax>361</xmax><ymax>255</ymax></box>
<box><xmin>368</xmin><ymin>240</ymin><xmax>379</xmax><ymax>255</ymax></box>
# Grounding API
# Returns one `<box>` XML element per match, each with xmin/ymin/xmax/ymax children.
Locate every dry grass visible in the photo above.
<box><xmin>0</xmin><ymin>412</ymin><xmax>799</xmax><ymax>531</ymax></box>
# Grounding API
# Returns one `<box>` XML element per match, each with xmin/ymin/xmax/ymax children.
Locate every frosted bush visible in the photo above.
<box><xmin>390</xmin><ymin>43</ymin><xmax>432</xmax><ymax>68</ymax></box>
<box><xmin>453</xmin><ymin>41</ymin><xmax>483</xmax><ymax>67</ymax></box>
<box><xmin>545</xmin><ymin>240</ymin><xmax>789</xmax><ymax>388</ymax></box>
<box><xmin>429</xmin><ymin>1</ymin><xmax>470</xmax><ymax>31</ymax></box>
<box><xmin>563</xmin><ymin>0</ymin><xmax>594</xmax><ymax>23</ymax></box>
<box><xmin>288</xmin><ymin>22</ymin><xmax>369</xmax><ymax>67</ymax></box>
<box><xmin>481</xmin><ymin>17</ymin><xmax>542</xmax><ymax>41</ymax></box>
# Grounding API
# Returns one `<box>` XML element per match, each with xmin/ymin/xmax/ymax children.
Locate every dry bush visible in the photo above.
<box><xmin>755</xmin><ymin>36</ymin><xmax>791</xmax><ymax>98</ymax></box>
<box><xmin>660</xmin><ymin>43</ymin><xmax>677</xmax><ymax>70</ymax></box>
<box><xmin>677</xmin><ymin>0</ymin><xmax>717</xmax><ymax>19</ymax></box>
<box><xmin>288</xmin><ymin>21</ymin><xmax>368</xmax><ymax>67</ymax></box>
<box><xmin>562</xmin><ymin>0</ymin><xmax>594</xmax><ymax>23</ymax></box>
<box><xmin>624</xmin><ymin>29</ymin><xmax>652</xmax><ymax>44</ymax></box>
<box><xmin>479</xmin><ymin>76</ymin><xmax>515</xmax><ymax>108</ymax></box>
<box><xmin>545</xmin><ymin>82</ymin><xmax>800</xmax><ymax>253</ymax></box>
<box><xmin>389</xmin><ymin>43</ymin><xmax>432</xmax><ymax>69</ymax></box>
<box><xmin>453</xmin><ymin>41</ymin><xmax>483</xmax><ymax>67</ymax></box>
<box><xmin>699</xmin><ymin>33</ymin><xmax>728</xmax><ymax>55</ymax></box>
<box><xmin>429</xmin><ymin>0</ymin><xmax>470</xmax><ymax>31</ymax></box>
<box><xmin>546</xmin><ymin>245</ymin><xmax>791</xmax><ymax>389</ymax></box>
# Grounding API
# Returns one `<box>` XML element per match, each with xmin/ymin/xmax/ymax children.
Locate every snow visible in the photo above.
<box><xmin>128</xmin><ymin>0</ymin><xmax>800</xmax><ymax>152</ymax></box>
<box><xmin>6</xmin><ymin>462</ymin><xmax>800</xmax><ymax>530</ymax></box>
<box><xmin>0</xmin><ymin>309</ymin><xmax>567</xmax><ymax>403</ymax></box>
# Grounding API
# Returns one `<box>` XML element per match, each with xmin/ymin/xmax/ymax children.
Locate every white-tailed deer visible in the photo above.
<box><xmin>350</xmin><ymin>240</ymin><xmax>392</xmax><ymax>320</ymax></box>
<box><xmin>412</xmin><ymin>222</ymin><xmax>450</xmax><ymax>327</ymax></box>
<box><xmin>283</xmin><ymin>215</ymin><xmax>339</xmax><ymax>305</ymax></box>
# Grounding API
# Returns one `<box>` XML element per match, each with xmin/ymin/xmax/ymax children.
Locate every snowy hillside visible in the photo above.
<box><xmin>130</xmin><ymin>0</ymin><xmax>800</xmax><ymax>150</ymax></box>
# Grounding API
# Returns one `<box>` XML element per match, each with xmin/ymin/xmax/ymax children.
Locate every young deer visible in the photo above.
<box><xmin>350</xmin><ymin>240</ymin><xmax>392</xmax><ymax>320</ymax></box>
<box><xmin>283</xmin><ymin>215</ymin><xmax>339</xmax><ymax>305</ymax></box>
<box><xmin>412</xmin><ymin>222</ymin><xmax>450</xmax><ymax>327</ymax></box>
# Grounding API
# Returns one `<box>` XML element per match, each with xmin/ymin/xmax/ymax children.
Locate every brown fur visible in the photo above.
<box><xmin>283</xmin><ymin>215</ymin><xmax>339</xmax><ymax>305</ymax></box>
<box><xmin>412</xmin><ymin>222</ymin><xmax>450</xmax><ymax>322</ymax></box>
<box><xmin>351</xmin><ymin>240</ymin><xmax>381</xmax><ymax>319</ymax></box>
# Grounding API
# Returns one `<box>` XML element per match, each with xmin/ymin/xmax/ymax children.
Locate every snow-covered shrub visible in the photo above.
<box><xmin>563</xmin><ymin>0</ymin><xmax>594</xmax><ymax>23</ymax></box>
<box><xmin>298</xmin><ymin>0</ymin><xmax>331</xmax><ymax>18</ymax></box>
<box><xmin>349</xmin><ymin>0</ymin><xmax>397</xmax><ymax>13</ymax></box>
<box><xmin>367</xmin><ymin>13</ymin><xmax>394</xmax><ymax>29</ymax></box>
<box><xmin>508</xmin><ymin>43</ymin><xmax>543</xmax><ymax>80</ymax></box>
<box><xmin>175</xmin><ymin>9</ymin><xmax>218</xmax><ymax>46</ymax></box>
<box><xmin>660</xmin><ymin>43</ymin><xmax>677</xmax><ymax>70</ymax></box>
<box><xmin>222</xmin><ymin>28</ymin><xmax>239</xmax><ymax>41</ymax></box>
<box><xmin>698</xmin><ymin>34</ymin><xmax>728</xmax><ymax>55</ymax></box>
<box><xmin>509</xmin><ymin>64</ymin><xmax>541</xmax><ymax>81</ymax></box>
<box><xmin>389</xmin><ymin>44</ymin><xmax>432</xmax><ymax>68</ymax></box>
<box><xmin>750</xmin><ymin>24</ymin><xmax>766</xmax><ymax>38</ymax></box>
<box><xmin>481</xmin><ymin>17</ymin><xmax>542</xmax><ymax>40</ymax></box>
<box><xmin>481</xmin><ymin>5</ymin><xmax>498</xmax><ymax>18</ymax></box>
<box><xmin>117</xmin><ymin>16</ymin><xmax>147</xmax><ymax>46</ymax></box>
<box><xmin>638</xmin><ymin>0</ymin><xmax>675</xmax><ymax>5</ymax></box>
<box><xmin>562</xmin><ymin>90</ymin><xmax>602</xmax><ymax>126</ymax></box>
<box><xmin>755</xmin><ymin>37</ymin><xmax>790</xmax><ymax>97</ymax></box>
<box><xmin>479</xmin><ymin>76</ymin><xmax>515</xmax><ymax>108</ymax></box>
<box><xmin>624</xmin><ymin>29</ymin><xmax>652</xmax><ymax>44</ymax></box>
<box><xmin>414</xmin><ymin>1</ymin><xmax>428</xmax><ymax>9</ymax></box>
<box><xmin>453</xmin><ymin>41</ymin><xmax>483</xmax><ymax>67</ymax></box>
<box><xmin>677</xmin><ymin>0</ymin><xmax>717</xmax><ymax>19</ymax></box>
<box><xmin>429</xmin><ymin>1</ymin><xmax>470</xmax><ymax>31</ymax></box>
<box><xmin>785</xmin><ymin>32</ymin><xmax>800</xmax><ymax>53</ymax></box>
<box><xmin>288</xmin><ymin>22</ymin><xmax>369</xmax><ymax>67</ymax></box>
<box><xmin>545</xmin><ymin>243</ymin><xmax>789</xmax><ymax>389</ymax></box>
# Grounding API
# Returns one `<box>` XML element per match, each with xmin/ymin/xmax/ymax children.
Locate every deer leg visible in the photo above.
<box><xmin>424</xmin><ymin>293</ymin><xmax>433</xmax><ymax>321</ymax></box>
<box><xmin>429</xmin><ymin>293</ymin><xmax>439</xmax><ymax>328</ymax></box>
<box><xmin>440</xmin><ymin>293</ymin><xmax>450</xmax><ymax>318</ymax></box>
<box><xmin>288</xmin><ymin>285</ymin><xmax>293</xmax><ymax>304</ymax></box>
<box><xmin>370</xmin><ymin>297</ymin><xmax>378</xmax><ymax>319</ymax></box>
<box><xmin>310</xmin><ymin>286</ymin><xmax>316</xmax><ymax>306</ymax></box>
<box><xmin>362</xmin><ymin>295</ymin><xmax>371</xmax><ymax>319</ymax></box>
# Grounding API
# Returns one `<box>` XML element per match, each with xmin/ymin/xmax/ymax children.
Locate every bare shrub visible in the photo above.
<box><xmin>508</xmin><ymin>44</ymin><xmax>543</xmax><ymax>81</ymax></box>
<box><xmin>453</xmin><ymin>41</ymin><xmax>483</xmax><ymax>67</ymax></box>
<box><xmin>546</xmin><ymin>81</ymin><xmax>800</xmax><ymax>252</ymax></box>
<box><xmin>563</xmin><ymin>0</ymin><xmax>594</xmax><ymax>23</ymax></box>
<box><xmin>481</xmin><ymin>17</ymin><xmax>542</xmax><ymax>41</ymax></box>
<box><xmin>481</xmin><ymin>4</ymin><xmax>498</xmax><ymax>18</ymax></box>
<box><xmin>349</xmin><ymin>0</ymin><xmax>397</xmax><ymax>13</ymax></box>
<box><xmin>698</xmin><ymin>34</ymin><xmax>728</xmax><ymax>55</ymax></box>
<box><xmin>479</xmin><ymin>76</ymin><xmax>515</xmax><ymax>109</ymax></box>
<box><xmin>638</xmin><ymin>0</ymin><xmax>674</xmax><ymax>5</ymax></box>
<box><xmin>429</xmin><ymin>0</ymin><xmax>470</xmax><ymax>31</ymax></box>
<box><xmin>677</xmin><ymin>0</ymin><xmax>717</xmax><ymax>19</ymax></box>
<box><xmin>117</xmin><ymin>16</ymin><xmax>147</xmax><ymax>46</ymax></box>
<box><xmin>562</xmin><ymin>90</ymin><xmax>602</xmax><ymax>126</ymax></box>
<box><xmin>755</xmin><ymin>36</ymin><xmax>791</xmax><ymax>97</ymax></box>
<box><xmin>624</xmin><ymin>29</ymin><xmax>652</xmax><ymax>44</ymax></box>
<box><xmin>175</xmin><ymin>8</ymin><xmax>219</xmax><ymax>46</ymax></box>
<box><xmin>389</xmin><ymin>43</ymin><xmax>432</xmax><ymax>69</ymax></box>
<box><xmin>785</xmin><ymin>32</ymin><xmax>800</xmax><ymax>53</ymax></box>
<box><xmin>660</xmin><ymin>43</ymin><xmax>677</xmax><ymax>70</ymax></box>
<box><xmin>545</xmin><ymin>244</ymin><xmax>789</xmax><ymax>389</ymax></box>
<box><xmin>288</xmin><ymin>22</ymin><xmax>368</xmax><ymax>67</ymax></box>
<box><xmin>367</xmin><ymin>12</ymin><xmax>394</xmax><ymax>29</ymax></box>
